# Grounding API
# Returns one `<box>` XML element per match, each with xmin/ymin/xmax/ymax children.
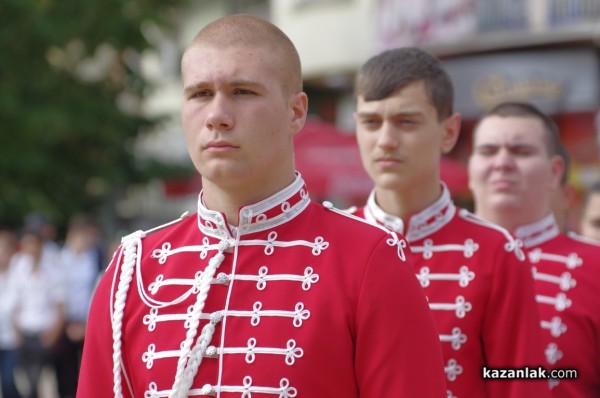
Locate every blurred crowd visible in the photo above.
<box><xmin>0</xmin><ymin>175</ymin><xmax>597</xmax><ymax>398</ymax></box>
<box><xmin>0</xmin><ymin>181</ymin><xmax>598</xmax><ymax>398</ymax></box>
<box><xmin>0</xmin><ymin>214</ymin><xmax>105</xmax><ymax>398</ymax></box>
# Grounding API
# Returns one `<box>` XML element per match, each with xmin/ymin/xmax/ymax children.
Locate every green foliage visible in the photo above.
<box><xmin>0</xmin><ymin>0</ymin><xmax>191</xmax><ymax>229</ymax></box>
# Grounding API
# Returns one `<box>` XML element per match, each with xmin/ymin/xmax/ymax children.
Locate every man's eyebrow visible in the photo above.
<box><xmin>503</xmin><ymin>142</ymin><xmax>540</xmax><ymax>152</ymax></box>
<box><xmin>356</xmin><ymin>110</ymin><xmax>423</xmax><ymax>118</ymax></box>
<box><xmin>355</xmin><ymin>111</ymin><xmax>379</xmax><ymax>118</ymax></box>
<box><xmin>183</xmin><ymin>80</ymin><xmax>265</xmax><ymax>96</ymax></box>
<box><xmin>473</xmin><ymin>142</ymin><xmax>538</xmax><ymax>150</ymax></box>
<box><xmin>473</xmin><ymin>143</ymin><xmax>499</xmax><ymax>149</ymax></box>
<box><xmin>228</xmin><ymin>80</ymin><xmax>264</xmax><ymax>88</ymax></box>
<box><xmin>183</xmin><ymin>82</ymin><xmax>208</xmax><ymax>96</ymax></box>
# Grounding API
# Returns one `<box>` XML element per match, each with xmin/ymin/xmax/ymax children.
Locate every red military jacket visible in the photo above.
<box><xmin>514</xmin><ymin>214</ymin><xmax>600</xmax><ymax>396</ymax></box>
<box><xmin>352</xmin><ymin>185</ymin><xmax>549</xmax><ymax>398</ymax></box>
<box><xmin>77</xmin><ymin>175</ymin><xmax>447</xmax><ymax>398</ymax></box>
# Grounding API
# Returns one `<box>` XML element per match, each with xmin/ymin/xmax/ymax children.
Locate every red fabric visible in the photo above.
<box><xmin>354</xmin><ymin>204</ymin><xmax>549</xmax><ymax>398</ymax></box>
<box><xmin>293</xmin><ymin>118</ymin><xmax>372</xmax><ymax>202</ymax></box>
<box><xmin>525</xmin><ymin>232</ymin><xmax>600</xmax><ymax>397</ymax></box>
<box><xmin>78</xmin><ymin>188</ymin><xmax>447</xmax><ymax>397</ymax></box>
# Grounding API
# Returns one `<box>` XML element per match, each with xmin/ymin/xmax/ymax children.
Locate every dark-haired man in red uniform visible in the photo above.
<box><xmin>352</xmin><ymin>47</ymin><xmax>549</xmax><ymax>398</ymax></box>
<box><xmin>77</xmin><ymin>15</ymin><xmax>447</xmax><ymax>398</ymax></box>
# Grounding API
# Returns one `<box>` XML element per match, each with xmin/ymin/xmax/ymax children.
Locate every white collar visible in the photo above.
<box><xmin>364</xmin><ymin>183</ymin><xmax>455</xmax><ymax>242</ymax></box>
<box><xmin>513</xmin><ymin>213</ymin><xmax>560</xmax><ymax>248</ymax></box>
<box><xmin>197</xmin><ymin>173</ymin><xmax>310</xmax><ymax>239</ymax></box>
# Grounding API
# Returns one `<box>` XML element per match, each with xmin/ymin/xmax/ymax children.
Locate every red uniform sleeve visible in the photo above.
<box><xmin>77</xmin><ymin>246</ymin><xmax>133</xmax><ymax>398</ymax></box>
<box><xmin>354</xmin><ymin>236</ymin><xmax>447</xmax><ymax>397</ymax></box>
<box><xmin>481</xmin><ymin>246</ymin><xmax>550</xmax><ymax>398</ymax></box>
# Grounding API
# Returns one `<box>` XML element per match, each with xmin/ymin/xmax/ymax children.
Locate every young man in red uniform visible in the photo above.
<box><xmin>351</xmin><ymin>48</ymin><xmax>548</xmax><ymax>398</ymax></box>
<box><xmin>77</xmin><ymin>15</ymin><xmax>447</xmax><ymax>398</ymax></box>
<box><xmin>469</xmin><ymin>101</ymin><xmax>600</xmax><ymax>396</ymax></box>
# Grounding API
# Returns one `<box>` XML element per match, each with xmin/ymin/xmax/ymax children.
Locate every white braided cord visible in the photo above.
<box><xmin>169</xmin><ymin>248</ymin><xmax>226</xmax><ymax>398</ymax></box>
<box><xmin>178</xmin><ymin>319</ymin><xmax>217</xmax><ymax>394</ymax></box>
<box><xmin>112</xmin><ymin>235</ymin><xmax>141</xmax><ymax>398</ymax></box>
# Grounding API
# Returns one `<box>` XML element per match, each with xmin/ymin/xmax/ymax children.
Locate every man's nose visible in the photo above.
<box><xmin>376</xmin><ymin>123</ymin><xmax>399</xmax><ymax>149</ymax></box>
<box><xmin>205</xmin><ymin>94</ymin><xmax>234</xmax><ymax>130</ymax></box>
<box><xmin>493</xmin><ymin>148</ymin><xmax>516</xmax><ymax>170</ymax></box>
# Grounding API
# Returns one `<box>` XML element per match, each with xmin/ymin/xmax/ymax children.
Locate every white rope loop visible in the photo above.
<box><xmin>170</xmin><ymin>240</ymin><xmax>230</xmax><ymax>398</ymax></box>
<box><xmin>178</xmin><ymin>317</ymin><xmax>218</xmax><ymax>394</ymax></box>
<box><xmin>112</xmin><ymin>234</ymin><xmax>142</xmax><ymax>398</ymax></box>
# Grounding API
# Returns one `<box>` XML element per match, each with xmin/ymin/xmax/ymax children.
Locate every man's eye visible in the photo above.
<box><xmin>235</xmin><ymin>89</ymin><xmax>256</xmax><ymax>95</ymax></box>
<box><xmin>396</xmin><ymin>119</ymin><xmax>418</xmax><ymax>130</ymax></box>
<box><xmin>360</xmin><ymin>119</ymin><xmax>380</xmax><ymax>126</ymax></box>
<box><xmin>512</xmin><ymin>148</ymin><xmax>535</xmax><ymax>156</ymax></box>
<box><xmin>476</xmin><ymin>147</ymin><xmax>496</xmax><ymax>156</ymax></box>
<box><xmin>190</xmin><ymin>90</ymin><xmax>211</xmax><ymax>99</ymax></box>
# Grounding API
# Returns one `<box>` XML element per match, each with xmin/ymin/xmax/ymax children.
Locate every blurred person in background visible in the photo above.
<box><xmin>549</xmin><ymin>143</ymin><xmax>576</xmax><ymax>233</ymax></box>
<box><xmin>12</xmin><ymin>229</ymin><xmax>65</xmax><ymax>398</ymax></box>
<box><xmin>0</xmin><ymin>228</ymin><xmax>22</xmax><ymax>398</ymax></box>
<box><xmin>579</xmin><ymin>181</ymin><xmax>600</xmax><ymax>242</ymax></box>
<box><xmin>350</xmin><ymin>47</ymin><xmax>547</xmax><ymax>398</ymax></box>
<box><xmin>468</xmin><ymin>101</ymin><xmax>600</xmax><ymax>396</ymax></box>
<box><xmin>77</xmin><ymin>14</ymin><xmax>446</xmax><ymax>398</ymax></box>
<box><xmin>53</xmin><ymin>214</ymin><xmax>102</xmax><ymax>398</ymax></box>
<box><xmin>23</xmin><ymin>214</ymin><xmax>60</xmax><ymax>271</ymax></box>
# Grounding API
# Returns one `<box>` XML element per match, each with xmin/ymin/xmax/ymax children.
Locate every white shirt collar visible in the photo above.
<box><xmin>364</xmin><ymin>183</ymin><xmax>455</xmax><ymax>242</ymax></box>
<box><xmin>513</xmin><ymin>213</ymin><xmax>560</xmax><ymax>248</ymax></box>
<box><xmin>197</xmin><ymin>172</ymin><xmax>311</xmax><ymax>239</ymax></box>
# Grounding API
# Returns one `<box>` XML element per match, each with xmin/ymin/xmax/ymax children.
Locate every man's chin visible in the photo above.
<box><xmin>201</xmin><ymin>169</ymin><xmax>248</xmax><ymax>186</ymax></box>
<box><xmin>374</xmin><ymin>174</ymin><xmax>411</xmax><ymax>191</ymax></box>
<box><xmin>488</xmin><ymin>194</ymin><xmax>523</xmax><ymax>210</ymax></box>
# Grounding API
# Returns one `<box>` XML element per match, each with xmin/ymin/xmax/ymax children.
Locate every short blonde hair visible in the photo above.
<box><xmin>183</xmin><ymin>14</ymin><xmax>302</xmax><ymax>96</ymax></box>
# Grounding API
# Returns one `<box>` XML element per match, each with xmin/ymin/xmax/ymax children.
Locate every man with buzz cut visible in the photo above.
<box><xmin>469</xmin><ymin>101</ymin><xmax>600</xmax><ymax>396</ymax></box>
<box><xmin>351</xmin><ymin>47</ymin><xmax>549</xmax><ymax>398</ymax></box>
<box><xmin>77</xmin><ymin>15</ymin><xmax>447</xmax><ymax>398</ymax></box>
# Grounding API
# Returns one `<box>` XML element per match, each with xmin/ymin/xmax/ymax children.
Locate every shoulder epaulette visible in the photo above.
<box><xmin>566</xmin><ymin>231</ymin><xmax>600</xmax><ymax>247</ymax></box>
<box><xmin>458</xmin><ymin>209</ymin><xmax>525</xmax><ymax>261</ymax></box>
<box><xmin>323</xmin><ymin>201</ymin><xmax>394</xmax><ymax>235</ymax></box>
<box><xmin>120</xmin><ymin>211</ymin><xmax>190</xmax><ymax>244</ymax></box>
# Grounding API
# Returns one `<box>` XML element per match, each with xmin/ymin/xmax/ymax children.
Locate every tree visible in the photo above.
<box><xmin>0</xmin><ymin>0</ymin><xmax>191</xmax><ymax>231</ymax></box>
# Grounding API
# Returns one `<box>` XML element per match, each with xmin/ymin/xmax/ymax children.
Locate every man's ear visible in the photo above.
<box><xmin>441</xmin><ymin>112</ymin><xmax>462</xmax><ymax>154</ymax></box>
<box><xmin>290</xmin><ymin>92</ymin><xmax>308</xmax><ymax>135</ymax></box>
<box><xmin>549</xmin><ymin>154</ymin><xmax>565</xmax><ymax>190</ymax></box>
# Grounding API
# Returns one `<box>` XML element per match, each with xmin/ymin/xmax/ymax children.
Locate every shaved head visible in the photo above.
<box><xmin>183</xmin><ymin>14</ymin><xmax>302</xmax><ymax>96</ymax></box>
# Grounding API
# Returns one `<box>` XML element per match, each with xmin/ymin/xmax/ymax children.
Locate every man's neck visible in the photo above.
<box><xmin>375</xmin><ymin>180</ymin><xmax>443</xmax><ymax>222</ymax></box>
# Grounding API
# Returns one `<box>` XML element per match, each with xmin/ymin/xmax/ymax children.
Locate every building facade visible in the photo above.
<box><xmin>129</xmin><ymin>0</ymin><xmax>600</xmax><ymax>230</ymax></box>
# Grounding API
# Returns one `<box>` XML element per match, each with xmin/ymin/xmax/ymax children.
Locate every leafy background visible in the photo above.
<box><xmin>0</xmin><ymin>0</ymin><xmax>191</xmax><ymax>232</ymax></box>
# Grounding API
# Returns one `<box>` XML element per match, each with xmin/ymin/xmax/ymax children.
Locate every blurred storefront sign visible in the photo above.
<box><xmin>294</xmin><ymin>118</ymin><xmax>372</xmax><ymax>204</ymax></box>
<box><xmin>440</xmin><ymin>156</ymin><xmax>470</xmax><ymax>197</ymax></box>
<box><xmin>443</xmin><ymin>48</ymin><xmax>600</xmax><ymax>118</ymax></box>
<box><xmin>376</xmin><ymin>0</ymin><xmax>477</xmax><ymax>49</ymax></box>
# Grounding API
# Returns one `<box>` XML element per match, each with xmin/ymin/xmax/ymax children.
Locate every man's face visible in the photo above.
<box><xmin>468</xmin><ymin>115</ymin><xmax>561</xmax><ymax>217</ymax></box>
<box><xmin>181</xmin><ymin>44</ymin><xmax>306</xmax><ymax>193</ymax></box>
<box><xmin>581</xmin><ymin>192</ymin><xmax>600</xmax><ymax>241</ymax></box>
<box><xmin>354</xmin><ymin>80</ymin><xmax>458</xmax><ymax>191</ymax></box>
